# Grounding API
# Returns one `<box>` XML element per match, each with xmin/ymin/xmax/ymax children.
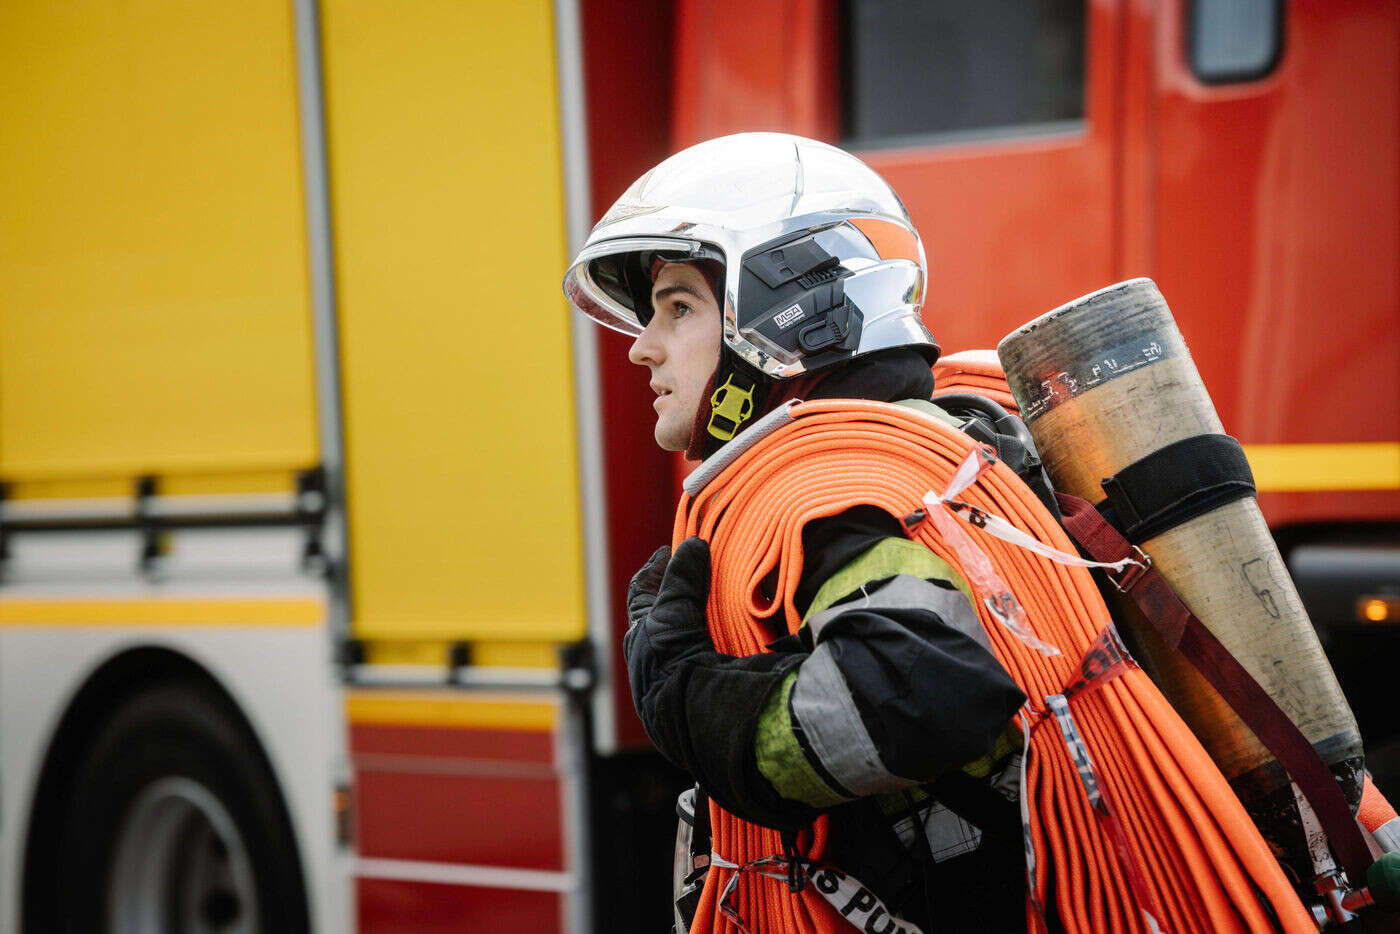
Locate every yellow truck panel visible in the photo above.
<box><xmin>0</xmin><ymin>0</ymin><xmax>318</xmax><ymax>482</ymax></box>
<box><xmin>321</xmin><ymin>1</ymin><xmax>586</xmax><ymax>642</ymax></box>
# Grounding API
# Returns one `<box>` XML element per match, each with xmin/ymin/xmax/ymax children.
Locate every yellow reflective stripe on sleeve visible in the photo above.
<box><xmin>804</xmin><ymin>536</ymin><xmax>974</xmax><ymax>620</ymax></box>
<box><xmin>960</xmin><ymin>722</ymin><xmax>1023</xmax><ymax>779</ymax></box>
<box><xmin>874</xmin><ymin>786</ymin><xmax>930</xmax><ymax>817</ymax></box>
<box><xmin>754</xmin><ymin>669</ymin><xmax>849</xmax><ymax>808</ymax></box>
<box><xmin>799</xmin><ymin>535</ymin><xmax>1016</xmax><ymax>786</ymax></box>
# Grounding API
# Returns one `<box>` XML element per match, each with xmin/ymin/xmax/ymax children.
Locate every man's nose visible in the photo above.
<box><xmin>628</xmin><ymin>320</ymin><xmax>663</xmax><ymax>367</ymax></box>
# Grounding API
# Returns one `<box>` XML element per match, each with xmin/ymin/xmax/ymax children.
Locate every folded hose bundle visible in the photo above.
<box><xmin>933</xmin><ymin>349</ymin><xmax>1020</xmax><ymax>414</ymax></box>
<box><xmin>675</xmin><ymin>398</ymin><xmax>1314</xmax><ymax>934</ymax></box>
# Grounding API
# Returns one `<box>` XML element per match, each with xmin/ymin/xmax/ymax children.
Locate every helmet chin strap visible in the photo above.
<box><xmin>685</xmin><ymin>348</ymin><xmax>768</xmax><ymax>462</ymax></box>
<box><xmin>685</xmin><ymin>347</ymin><xmax>837</xmax><ymax>462</ymax></box>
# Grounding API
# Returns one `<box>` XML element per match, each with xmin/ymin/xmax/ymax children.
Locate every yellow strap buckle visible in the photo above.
<box><xmin>707</xmin><ymin>375</ymin><xmax>755</xmax><ymax>441</ymax></box>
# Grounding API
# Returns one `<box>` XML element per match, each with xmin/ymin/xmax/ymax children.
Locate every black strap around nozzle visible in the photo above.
<box><xmin>1098</xmin><ymin>433</ymin><xmax>1256</xmax><ymax>543</ymax></box>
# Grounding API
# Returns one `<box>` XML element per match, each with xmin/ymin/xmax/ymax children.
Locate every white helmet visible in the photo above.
<box><xmin>563</xmin><ymin>132</ymin><xmax>938</xmax><ymax>445</ymax></box>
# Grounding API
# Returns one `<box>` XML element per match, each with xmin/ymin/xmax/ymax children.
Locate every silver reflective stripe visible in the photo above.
<box><xmin>806</xmin><ymin>574</ymin><xmax>990</xmax><ymax>653</ymax></box>
<box><xmin>1374</xmin><ymin>816</ymin><xmax>1400</xmax><ymax>855</ymax></box>
<box><xmin>790</xmin><ymin>644</ymin><xmax>918</xmax><ymax>796</ymax></box>
<box><xmin>889</xmin><ymin>799</ymin><xmax>983</xmax><ymax>861</ymax></box>
<box><xmin>991</xmin><ymin>752</ymin><xmax>1023</xmax><ymax>803</ymax></box>
<box><xmin>672</xmin><ymin>787</ymin><xmax>703</xmax><ymax>932</ymax></box>
<box><xmin>920</xmin><ymin>803</ymin><xmax>983</xmax><ymax>862</ymax></box>
<box><xmin>682</xmin><ymin>401</ymin><xmax>798</xmax><ymax>496</ymax></box>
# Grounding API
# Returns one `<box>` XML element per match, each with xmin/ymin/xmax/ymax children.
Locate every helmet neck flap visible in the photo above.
<box><xmin>684</xmin><ymin>346</ymin><xmax>937</xmax><ymax>461</ymax></box>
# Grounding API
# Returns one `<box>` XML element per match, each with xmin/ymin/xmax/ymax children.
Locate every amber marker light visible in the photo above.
<box><xmin>334</xmin><ymin>782</ymin><xmax>355</xmax><ymax>848</ymax></box>
<box><xmin>1358</xmin><ymin>597</ymin><xmax>1400</xmax><ymax>623</ymax></box>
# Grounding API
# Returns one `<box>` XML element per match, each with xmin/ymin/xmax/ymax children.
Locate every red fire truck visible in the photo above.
<box><xmin>0</xmin><ymin>1</ymin><xmax>1394</xmax><ymax>931</ymax></box>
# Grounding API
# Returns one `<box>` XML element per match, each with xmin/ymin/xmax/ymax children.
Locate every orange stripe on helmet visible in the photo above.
<box><xmin>848</xmin><ymin>217</ymin><xmax>921</xmax><ymax>264</ymax></box>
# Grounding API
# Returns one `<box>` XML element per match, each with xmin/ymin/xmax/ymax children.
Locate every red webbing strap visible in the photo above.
<box><xmin>1055</xmin><ymin>491</ymin><xmax>1373</xmax><ymax>884</ymax></box>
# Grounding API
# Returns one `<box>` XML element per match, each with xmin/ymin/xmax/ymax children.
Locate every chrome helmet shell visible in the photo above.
<box><xmin>562</xmin><ymin>132</ymin><xmax>937</xmax><ymax>380</ymax></box>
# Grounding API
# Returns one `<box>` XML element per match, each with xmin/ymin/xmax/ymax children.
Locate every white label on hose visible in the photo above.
<box><xmin>921</xmin><ymin>446</ymin><xmax>1061</xmax><ymax>657</ymax></box>
<box><xmin>1046</xmin><ymin>695</ymin><xmax>1170</xmax><ymax>934</ymax></box>
<box><xmin>939</xmin><ymin>442</ymin><xmax>994</xmax><ymax>500</ymax></box>
<box><xmin>1046</xmin><ymin>694</ymin><xmax>1102</xmax><ymax>808</ymax></box>
<box><xmin>918</xmin><ymin>445</ymin><xmax>1154</xmax><ymax>657</ymax></box>
<box><xmin>924</xmin><ymin>502</ymin><xmax>1062</xmax><ymax>657</ymax></box>
<box><xmin>1016</xmin><ymin>710</ymin><xmax>1051</xmax><ymax>934</ymax></box>
<box><xmin>1062</xmin><ymin>623</ymin><xmax>1138</xmax><ymax>700</ymax></box>
<box><xmin>709</xmin><ymin>853</ymin><xmax>925</xmax><ymax>934</ymax></box>
<box><xmin>1292</xmin><ymin>781</ymin><xmax>1339</xmax><ymax>878</ymax></box>
<box><xmin>923</xmin><ymin>447</ymin><xmax>1143</xmax><ymax>575</ymax></box>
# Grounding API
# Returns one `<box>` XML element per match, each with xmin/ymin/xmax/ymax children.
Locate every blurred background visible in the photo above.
<box><xmin>0</xmin><ymin>0</ymin><xmax>1396</xmax><ymax>931</ymax></box>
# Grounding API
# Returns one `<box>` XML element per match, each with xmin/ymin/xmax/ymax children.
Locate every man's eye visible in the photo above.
<box><xmin>672</xmin><ymin>302</ymin><xmax>693</xmax><ymax>319</ymax></box>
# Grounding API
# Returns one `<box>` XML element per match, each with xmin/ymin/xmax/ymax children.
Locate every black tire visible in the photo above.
<box><xmin>29</xmin><ymin>682</ymin><xmax>309</xmax><ymax>934</ymax></box>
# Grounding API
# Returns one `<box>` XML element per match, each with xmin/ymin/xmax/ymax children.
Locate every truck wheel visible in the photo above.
<box><xmin>43</xmin><ymin>683</ymin><xmax>309</xmax><ymax>934</ymax></box>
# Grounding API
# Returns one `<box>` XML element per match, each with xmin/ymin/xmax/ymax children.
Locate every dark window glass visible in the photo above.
<box><xmin>843</xmin><ymin>0</ymin><xmax>1086</xmax><ymax>147</ymax></box>
<box><xmin>1188</xmin><ymin>0</ymin><xmax>1282</xmax><ymax>83</ymax></box>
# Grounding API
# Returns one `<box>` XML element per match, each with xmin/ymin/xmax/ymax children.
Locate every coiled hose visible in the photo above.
<box><xmin>675</xmin><ymin>399</ymin><xmax>1314</xmax><ymax>934</ymax></box>
<box><xmin>933</xmin><ymin>349</ymin><xmax>1020</xmax><ymax>414</ymax></box>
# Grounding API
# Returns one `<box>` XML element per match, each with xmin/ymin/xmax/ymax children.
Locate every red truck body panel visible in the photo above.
<box><xmin>591</xmin><ymin>0</ymin><xmax>1400</xmax><ymax>751</ymax></box>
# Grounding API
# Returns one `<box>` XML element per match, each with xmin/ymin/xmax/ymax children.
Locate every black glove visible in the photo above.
<box><xmin>624</xmin><ymin>537</ymin><xmax>714</xmax><ymax>714</ymax></box>
<box><xmin>622</xmin><ymin>537</ymin><xmax>813</xmax><ymax>830</ymax></box>
<box><xmin>626</xmin><ymin>544</ymin><xmax>672</xmax><ymax>630</ymax></box>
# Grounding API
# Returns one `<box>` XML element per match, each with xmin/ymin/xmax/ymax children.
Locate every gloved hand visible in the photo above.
<box><xmin>623</xmin><ymin>537</ymin><xmax>715</xmax><ymax>713</ymax></box>
<box><xmin>626</xmin><ymin>544</ymin><xmax>672</xmax><ymax>630</ymax></box>
<box><xmin>621</xmin><ymin>536</ymin><xmax>812</xmax><ymax>829</ymax></box>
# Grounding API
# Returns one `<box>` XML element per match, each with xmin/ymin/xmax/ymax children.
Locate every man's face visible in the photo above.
<box><xmin>628</xmin><ymin>261</ymin><xmax>723</xmax><ymax>452</ymax></box>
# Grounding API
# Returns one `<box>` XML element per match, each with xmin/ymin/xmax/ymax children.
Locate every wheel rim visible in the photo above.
<box><xmin>107</xmin><ymin>776</ymin><xmax>260</xmax><ymax>934</ymax></box>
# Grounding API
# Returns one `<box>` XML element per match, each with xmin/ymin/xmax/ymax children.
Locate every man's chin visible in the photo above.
<box><xmin>654</xmin><ymin>416</ymin><xmax>689</xmax><ymax>452</ymax></box>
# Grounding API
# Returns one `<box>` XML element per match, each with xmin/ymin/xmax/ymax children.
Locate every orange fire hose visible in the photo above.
<box><xmin>675</xmin><ymin>399</ymin><xmax>1315</xmax><ymax>934</ymax></box>
<box><xmin>1362</xmin><ymin>774</ymin><xmax>1398</xmax><ymax>836</ymax></box>
<box><xmin>933</xmin><ymin>349</ymin><xmax>1020</xmax><ymax>414</ymax></box>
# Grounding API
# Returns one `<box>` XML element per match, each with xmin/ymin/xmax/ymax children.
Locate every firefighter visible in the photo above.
<box><xmin>564</xmin><ymin>133</ymin><xmax>1029</xmax><ymax>932</ymax></box>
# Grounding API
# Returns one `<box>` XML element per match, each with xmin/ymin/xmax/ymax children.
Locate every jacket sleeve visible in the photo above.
<box><xmin>624</xmin><ymin>621</ymin><xmax>816</xmax><ymax>830</ymax></box>
<box><xmin>627</xmin><ymin>530</ymin><xmax>1024</xmax><ymax>831</ymax></box>
<box><xmin>753</xmin><ymin>536</ymin><xmax>1026</xmax><ymax>815</ymax></box>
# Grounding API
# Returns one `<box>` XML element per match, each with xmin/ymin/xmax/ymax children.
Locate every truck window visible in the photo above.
<box><xmin>1188</xmin><ymin>0</ymin><xmax>1283</xmax><ymax>83</ymax></box>
<box><xmin>842</xmin><ymin>0</ymin><xmax>1086</xmax><ymax>147</ymax></box>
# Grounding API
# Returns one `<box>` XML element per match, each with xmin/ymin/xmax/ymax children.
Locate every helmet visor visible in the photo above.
<box><xmin>564</xmin><ymin>237</ymin><xmax>725</xmax><ymax>335</ymax></box>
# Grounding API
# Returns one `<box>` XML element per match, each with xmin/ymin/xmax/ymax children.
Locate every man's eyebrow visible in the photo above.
<box><xmin>651</xmin><ymin>283</ymin><xmax>707</xmax><ymax>303</ymax></box>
